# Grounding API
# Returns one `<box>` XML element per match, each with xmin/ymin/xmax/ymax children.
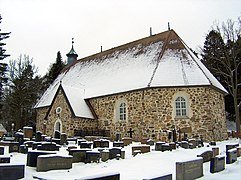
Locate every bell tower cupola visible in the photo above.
<box><xmin>66</xmin><ymin>38</ymin><xmax>78</xmax><ymax>65</ymax></box>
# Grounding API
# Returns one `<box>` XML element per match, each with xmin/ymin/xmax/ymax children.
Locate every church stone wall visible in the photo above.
<box><xmin>36</xmin><ymin>86</ymin><xmax>228</xmax><ymax>142</ymax></box>
<box><xmin>89</xmin><ymin>87</ymin><xmax>228</xmax><ymax>142</ymax></box>
<box><xmin>36</xmin><ymin>89</ymin><xmax>97</xmax><ymax>137</ymax></box>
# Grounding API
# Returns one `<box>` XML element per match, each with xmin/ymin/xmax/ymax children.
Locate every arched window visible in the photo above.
<box><xmin>119</xmin><ymin>102</ymin><xmax>126</xmax><ymax>121</ymax></box>
<box><xmin>175</xmin><ymin>97</ymin><xmax>187</xmax><ymax>116</ymax></box>
<box><xmin>54</xmin><ymin>119</ymin><xmax>62</xmax><ymax>133</ymax></box>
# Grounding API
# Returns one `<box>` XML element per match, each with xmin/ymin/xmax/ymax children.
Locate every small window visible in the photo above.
<box><xmin>119</xmin><ymin>103</ymin><xmax>126</xmax><ymax>121</ymax></box>
<box><xmin>175</xmin><ymin>97</ymin><xmax>187</xmax><ymax>116</ymax></box>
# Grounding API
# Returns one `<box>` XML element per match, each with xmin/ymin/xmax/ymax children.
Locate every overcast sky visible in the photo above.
<box><xmin>1</xmin><ymin>0</ymin><xmax>241</xmax><ymax>75</ymax></box>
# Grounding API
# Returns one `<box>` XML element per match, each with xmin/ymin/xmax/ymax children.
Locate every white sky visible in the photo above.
<box><xmin>0</xmin><ymin>0</ymin><xmax>241</xmax><ymax>76</ymax></box>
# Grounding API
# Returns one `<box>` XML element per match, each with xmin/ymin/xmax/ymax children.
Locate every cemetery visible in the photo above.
<box><xmin>0</xmin><ymin>126</ymin><xmax>240</xmax><ymax>179</ymax></box>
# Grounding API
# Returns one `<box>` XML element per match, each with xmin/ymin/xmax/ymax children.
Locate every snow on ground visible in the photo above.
<box><xmin>6</xmin><ymin>138</ymin><xmax>241</xmax><ymax>180</ymax></box>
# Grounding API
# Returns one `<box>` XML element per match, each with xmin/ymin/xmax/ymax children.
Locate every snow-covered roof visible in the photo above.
<box><xmin>35</xmin><ymin>30</ymin><xmax>227</xmax><ymax>119</ymax></box>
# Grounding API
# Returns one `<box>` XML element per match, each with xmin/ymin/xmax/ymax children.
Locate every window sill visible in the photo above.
<box><xmin>175</xmin><ymin>116</ymin><xmax>189</xmax><ymax>119</ymax></box>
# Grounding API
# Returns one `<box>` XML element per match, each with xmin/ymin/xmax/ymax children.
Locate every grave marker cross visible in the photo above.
<box><xmin>127</xmin><ymin>128</ymin><xmax>134</xmax><ymax>138</ymax></box>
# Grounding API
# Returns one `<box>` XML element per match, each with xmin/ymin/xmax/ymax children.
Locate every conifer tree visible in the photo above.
<box><xmin>0</xmin><ymin>15</ymin><xmax>10</xmax><ymax>105</ymax></box>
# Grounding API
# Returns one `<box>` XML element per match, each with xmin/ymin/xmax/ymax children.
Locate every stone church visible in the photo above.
<box><xmin>35</xmin><ymin>29</ymin><xmax>228</xmax><ymax>142</ymax></box>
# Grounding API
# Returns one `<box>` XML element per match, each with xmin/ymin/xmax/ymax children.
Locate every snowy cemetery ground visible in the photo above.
<box><xmin>1</xmin><ymin>138</ymin><xmax>240</xmax><ymax>180</ymax></box>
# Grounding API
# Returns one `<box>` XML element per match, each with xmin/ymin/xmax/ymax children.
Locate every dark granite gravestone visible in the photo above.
<box><xmin>155</xmin><ymin>142</ymin><xmax>165</xmax><ymax>151</ymax></box>
<box><xmin>147</xmin><ymin>139</ymin><xmax>155</xmax><ymax>146</ymax></box>
<box><xmin>67</xmin><ymin>137</ymin><xmax>78</xmax><ymax>144</ymax></box>
<box><xmin>37</xmin><ymin>142</ymin><xmax>60</xmax><ymax>151</ymax></box>
<box><xmin>169</xmin><ymin>142</ymin><xmax>176</xmax><ymax>150</ymax></box>
<box><xmin>54</xmin><ymin>130</ymin><xmax>61</xmax><ymax>139</ymax></box>
<box><xmin>226</xmin><ymin>148</ymin><xmax>237</xmax><ymax>164</ymax></box>
<box><xmin>27</xmin><ymin>151</ymin><xmax>56</xmax><ymax>167</ymax></box>
<box><xmin>69</xmin><ymin>149</ymin><xmax>90</xmax><ymax>163</ymax></box>
<box><xmin>188</xmin><ymin>139</ymin><xmax>197</xmax><ymax>148</ymax></box>
<box><xmin>75</xmin><ymin>172</ymin><xmax>120</xmax><ymax>180</ymax></box>
<box><xmin>51</xmin><ymin>138</ymin><xmax>61</xmax><ymax>145</ymax></box>
<box><xmin>77</xmin><ymin>139</ymin><xmax>87</xmax><ymax>146</ymax></box>
<box><xmin>60</xmin><ymin>133</ymin><xmax>67</xmax><ymax>145</ymax></box>
<box><xmin>113</xmin><ymin>141</ymin><xmax>124</xmax><ymax>148</ymax></box>
<box><xmin>109</xmin><ymin>148</ymin><xmax>122</xmax><ymax>160</ymax></box>
<box><xmin>226</xmin><ymin>144</ymin><xmax>239</xmax><ymax>152</ymax></box>
<box><xmin>19</xmin><ymin>145</ymin><xmax>28</xmax><ymax>154</ymax></box>
<box><xmin>142</xmin><ymin>173</ymin><xmax>172</xmax><ymax>180</ymax></box>
<box><xmin>8</xmin><ymin>142</ymin><xmax>19</xmax><ymax>153</ymax></box>
<box><xmin>3</xmin><ymin>137</ymin><xmax>15</xmax><ymax>142</ymax></box>
<box><xmin>209</xmin><ymin>141</ymin><xmax>216</xmax><ymax>146</ymax></box>
<box><xmin>197</xmin><ymin>151</ymin><xmax>213</xmax><ymax>163</ymax></box>
<box><xmin>24</xmin><ymin>141</ymin><xmax>34</xmax><ymax>148</ymax></box>
<box><xmin>85</xmin><ymin>151</ymin><xmax>100</xmax><ymax>163</ymax></box>
<box><xmin>115</xmin><ymin>133</ymin><xmax>121</xmax><ymax>141</ymax></box>
<box><xmin>0</xmin><ymin>146</ymin><xmax>4</xmax><ymax>155</ymax></box>
<box><xmin>35</xmin><ymin>131</ymin><xmax>42</xmax><ymax>142</ymax></box>
<box><xmin>0</xmin><ymin>164</ymin><xmax>25</xmax><ymax>180</ymax></box>
<box><xmin>176</xmin><ymin>157</ymin><xmax>203</xmax><ymax>180</ymax></box>
<box><xmin>32</xmin><ymin>142</ymin><xmax>43</xmax><ymax>150</ymax></box>
<box><xmin>210</xmin><ymin>155</ymin><xmax>225</xmax><ymax>173</ymax></box>
<box><xmin>141</xmin><ymin>138</ymin><xmax>149</xmax><ymax>144</ymax></box>
<box><xmin>36</xmin><ymin>155</ymin><xmax>72</xmax><ymax>172</ymax></box>
<box><xmin>93</xmin><ymin>139</ymin><xmax>109</xmax><ymax>148</ymax></box>
<box><xmin>79</xmin><ymin>142</ymin><xmax>93</xmax><ymax>149</ymax></box>
<box><xmin>0</xmin><ymin>156</ymin><xmax>10</xmax><ymax>163</ymax></box>
<box><xmin>15</xmin><ymin>132</ymin><xmax>24</xmax><ymax>145</ymax></box>
<box><xmin>180</xmin><ymin>141</ymin><xmax>189</xmax><ymax>149</ymax></box>
<box><xmin>161</xmin><ymin>144</ymin><xmax>172</xmax><ymax>152</ymax></box>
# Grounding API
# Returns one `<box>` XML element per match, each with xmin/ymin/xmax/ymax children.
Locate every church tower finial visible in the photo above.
<box><xmin>66</xmin><ymin>38</ymin><xmax>78</xmax><ymax>65</ymax></box>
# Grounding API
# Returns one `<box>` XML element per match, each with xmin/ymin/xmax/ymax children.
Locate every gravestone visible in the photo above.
<box><xmin>8</xmin><ymin>142</ymin><xmax>19</xmax><ymax>153</ymax></box>
<box><xmin>113</xmin><ymin>141</ymin><xmax>124</xmax><ymax>148</ymax></box>
<box><xmin>209</xmin><ymin>141</ymin><xmax>216</xmax><ymax>146</ymax></box>
<box><xmin>122</xmin><ymin>137</ymin><xmax>132</xmax><ymax>146</ymax></box>
<box><xmin>169</xmin><ymin>142</ymin><xmax>176</xmax><ymax>150</ymax></box>
<box><xmin>101</xmin><ymin>149</ymin><xmax>109</xmax><ymax>162</ymax></box>
<box><xmin>37</xmin><ymin>155</ymin><xmax>72</xmax><ymax>172</ymax></box>
<box><xmin>77</xmin><ymin>139</ymin><xmax>87</xmax><ymax>146</ymax></box>
<box><xmin>24</xmin><ymin>141</ymin><xmax>34</xmax><ymax>148</ymax></box>
<box><xmin>93</xmin><ymin>139</ymin><xmax>109</xmax><ymax>148</ymax></box>
<box><xmin>79</xmin><ymin>142</ymin><xmax>93</xmax><ymax>149</ymax></box>
<box><xmin>226</xmin><ymin>148</ymin><xmax>237</xmax><ymax>164</ymax></box>
<box><xmin>176</xmin><ymin>157</ymin><xmax>203</xmax><ymax>180</ymax></box>
<box><xmin>54</xmin><ymin>130</ymin><xmax>61</xmax><ymax>139</ymax></box>
<box><xmin>147</xmin><ymin>139</ymin><xmax>155</xmax><ymax>146</ymax></box>
<box><xmin>23</xmin><ymin>126</ymin><xmax>33</xmax><ymax>139</ymax></box>
<box><xmin>155</xmin><ymin>142</ymin><xmax>165</xmax><ymax>151</ymax></box>
<box><xmin>35</xmin><ymin>131</ymin><xmax>42</xmax><ymax>142</ymax></box>
<box><xmin>212</xmin><ymin>147</ymin><xmax>219</xmax><ymax>157</ymax></box>
<box><xmin>197</xmin><ymin>151</ymin><xmax>213</xmax><ymax>163</ymax></box>
<box><xmin>37</xmin><ymin>142</ymin><xmax>60</xmax><ymax>151</ymax></box>
<box><xmin>60</xmin><ymin>133</ymin><xmax>67</xmax><ymax>145</ymax></box>
<box><xmin>15</xmin><ymin>132</ymin><xmax>24</xmax><ymax>145</ymax></box>
<box><xmin>180</xmin><ymin>141</ymin><xmax>189</xmax><ymax>149</ymax></box>
<box><xmin>109</xmin><ymin>148</ymin><xmax>122</xmax><ymax>160</ymax></box>
<box><xmin>0</xmin><ymin>164</ymin><xmax>25</xmax><ymax>180</ymax></box>
<box><xmin>0</xmin><ymin>146</ymin><xmax>4</xmax><ymax>155</ymax></box>
<box><xmin>68</xmin><ymin>149</ymin><xmax>89</xmax><ymax>163</ymax></box>
<box><xmin>85</xmin><ymin>151</ymin><xmax>100</xmax><ymax>163</ymax></box>
<box><xmin>0</xmin><ymin>156</ymin><xmax>10</xmax><ymax>163</ymax></box>
<box><xmin>210</xmin><ymin>155</ymin><xmax>225</xmax><ymax>173</ymax></box>
<box><xmin>226</xmin><ymin>144</ymin><xmax>239</xmax><ymax>152</ymax></box>
<box><xmin>237</xmin><ymin>147</ymin><xmax>241</xmax><ymax>157</ymax></box>
<box><xmin>115</xmin><ymin>133</ymin><xmax>121</xmax><ymax>141</ymax></box>
<box><xmin>32</xmin><ymin>142</ymin><xmax>43</xmax><ymax>150</ymax></box>
<box><xmin>141</xmin><ymin>138</ymin><xmax>149</xmax><ymax>144</ymax></box>
<box><xmin>27</xmin><ymin>151</ymin><xmax>56</xmax><ymax>167</ymax></box>
<box><xmin>132</xmin><ymin>145</ymin><xmax>150</xmax><ymax>156</ymax></box>
<box><xmin>188</xmin><ymin>139</ymin><xmax>197</xmax><ymax>148</ymax></box>
<box><xmin>19</xmin><ymin>145</ymin><xmax>28</xmax><ymax>154</ymax></box>
<box><xmin>161</xmin><ymin>144</ymin><xmax>172</xmax><ymax>152</ymax></box>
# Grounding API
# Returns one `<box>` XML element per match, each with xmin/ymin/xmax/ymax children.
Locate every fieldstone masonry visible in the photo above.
<box><xmin>36</xmin><ymin>87</ymin><xmax>227</xmax><ymax>142</ymax></box>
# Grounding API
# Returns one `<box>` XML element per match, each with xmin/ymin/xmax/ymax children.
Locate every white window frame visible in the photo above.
<box><xmin>172</xmin><ymin>92</ymin><xmax>190</xmax><ymax>119</ymax></box>
<box><xmin>175</xmin><ymin>96</ymin><xmax>187</xmax><ymax>116</ymax></box>
<box><xmin>115</xmin><ymin>99</ymin><xmax>128</xmax><ymax>122</ymax></box>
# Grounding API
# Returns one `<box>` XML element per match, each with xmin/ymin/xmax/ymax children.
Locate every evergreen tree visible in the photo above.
<box><xmin>3</xmin><ymin>55</ymin><xmax>42</xmax><ymax>130</ymax></box>
<box><xmin>201</xmin><ymin>18</ymin><xmax>241</xmax><ymax>133</ymax></box>
<box><xmin>43</xmin><ymin>51</ymin><xmax>65</xmax><ymax>90</ymax></box>
<box><xmin>0</xmin><ymin>15</ymin><xmax>10</xmax><ymax>106</ymax></box>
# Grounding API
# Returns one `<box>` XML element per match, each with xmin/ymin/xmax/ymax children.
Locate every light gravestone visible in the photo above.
<box><xmin>36</xmin><ymin>154</ymin><xmax>72</xmax><ymax>172</ymax></box>
<box><xmin>23</xmin><ymin>126</ymin><xmax>33</xmax><ymax>139</ymax></box>
<box><xmin>226</xmin><ymin>148</ymin><xmax>237</xmax><ymax>164</ymax></box>
<box><xmin>176</xmin><ymin>157</ymin><xmax>203</xmax><ymax>180</ymax></box>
